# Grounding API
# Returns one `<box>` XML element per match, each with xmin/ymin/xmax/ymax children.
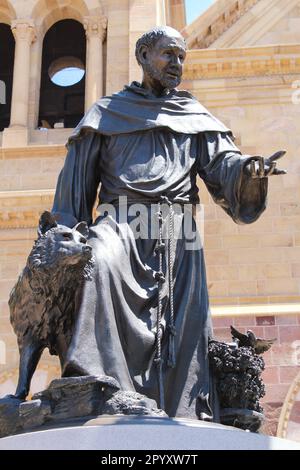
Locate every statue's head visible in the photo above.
<box><xmin>135</xmin><ymin>26</ymin><xmax>186</xmax><ymax>91</ymax></box>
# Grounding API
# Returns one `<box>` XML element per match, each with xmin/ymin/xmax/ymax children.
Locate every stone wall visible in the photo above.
<box><xmin>182</xmin><ymin>45</ymin><xmax>300</xmax><ymax>305</ymax></box>
<box><xmin>0</xmin><ymin>0</ymin><xmax>300</xmax><ymax>441</ymax></box>
<box><xmin>181</xmin><ymin>39</ymin><xmax>300</xmax><ymax>440</ymax></box>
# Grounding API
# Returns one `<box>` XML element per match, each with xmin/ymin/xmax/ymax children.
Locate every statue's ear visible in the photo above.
<box><xmin>74</xmin><ymin>221</ymin><xmax>89</xmax><ymax>238</ymax></box>
<box><xmin>137</xmin><ymin>44</ymin><xmax>149</xmax><ymax>66</ymax></box>
<box><xmin>38</xmin><ymin>211</ymin><xmax>58</xmax><ymax>236</ymax></box>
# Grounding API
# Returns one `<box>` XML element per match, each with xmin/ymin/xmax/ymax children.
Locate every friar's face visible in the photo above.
<box><xmin>142</xmin><ymin>35</ymin><xmax>186</xmax><ymax>91</ymax></box>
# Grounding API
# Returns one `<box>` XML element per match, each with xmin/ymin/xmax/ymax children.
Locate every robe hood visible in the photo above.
<box><xmin>68</xmin><ymin>82</ymin><xmax>231</xmax><ymax>144</ymax></box>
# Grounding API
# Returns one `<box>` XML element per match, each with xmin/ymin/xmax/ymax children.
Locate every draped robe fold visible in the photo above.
<box><xmin>52</xmin><ymin>83</ymin><xmax>268</xmax><ymax>419</ymax></box>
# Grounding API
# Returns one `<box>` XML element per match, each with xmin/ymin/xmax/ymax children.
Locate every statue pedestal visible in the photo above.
<box><xmin>0</xmin><ymin>416</ymin><xmax>299</xmax><ymax>450</ymax></box>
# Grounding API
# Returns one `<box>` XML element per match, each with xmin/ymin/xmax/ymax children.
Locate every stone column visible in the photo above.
<box><xmin>84</xmin><ymin>16</ymin><xmax>107</xmax><ymax>111</ymax></box>
<box><xmin>9</xmin><ymin>20</ymin><xmax>36</xmax><ymax>128</ymax></box>
<box><xmin>165</xmin><ymin>0</ymin><xmax>186</xmax><ymax>31</ymax></box>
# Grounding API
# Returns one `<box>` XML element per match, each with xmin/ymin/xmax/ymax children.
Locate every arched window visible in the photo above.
<box><xmin>0</xmin><ymin>23</ymin><xmax>15</xmax><ymax>131</ymax></box>
<box><xmin>38</xmin><ymin>19</ymin><xmax>86</xmax><ymax>129</ymax></box>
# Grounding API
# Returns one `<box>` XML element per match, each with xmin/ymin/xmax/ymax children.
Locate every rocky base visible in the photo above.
<box><xmin>0</xmin><ymin>375</ymin><xmax>166</xmax><ymax>438</ymax></box>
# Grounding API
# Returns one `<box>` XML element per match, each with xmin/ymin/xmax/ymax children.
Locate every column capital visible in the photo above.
<box><xmin>84</xmin><ymin>16</ymin><xmax>107</xmax><ymax>41</ymax></box>
<box><xmin>11</xmin><ymin>19</ymin><xmax>37</xmax><ymax>43</ymax></box>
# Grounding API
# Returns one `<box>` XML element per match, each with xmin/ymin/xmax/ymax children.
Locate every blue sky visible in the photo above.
<box><xmin>185</xmin><ymin>0</ymin><xmax>215</xmax><ymax>24</ymax></box>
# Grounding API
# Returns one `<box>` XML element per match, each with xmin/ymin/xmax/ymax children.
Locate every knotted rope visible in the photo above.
<box><xmin>154</xmin><ymin>195</ymin><xmax>177</xmax><ymax>410</ymax></box>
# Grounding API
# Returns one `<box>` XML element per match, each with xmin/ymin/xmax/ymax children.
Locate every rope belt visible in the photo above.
<box><xmin>154</xmin><ymin>195</ymin><xmax>177</xmax><ymax>410</ymax></box>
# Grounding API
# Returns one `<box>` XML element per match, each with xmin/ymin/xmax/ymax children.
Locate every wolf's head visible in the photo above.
<box><xmin>29</xmin><ymin>211</ymin><xmax>93</xmax><ymax>272</ymax></box>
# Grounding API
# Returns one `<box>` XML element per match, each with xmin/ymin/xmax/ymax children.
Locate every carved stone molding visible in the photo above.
<box><xmin>184</xmin><ymin>44</ymin><xmax>300</xmax><ymax>80</ymax></box>
<box><xmin>0</xmin><ymin>145</ymin><xmax>66</xmax><ymax>160</ymax></box>
<box><xmin>11</xmin><ymin>20</ymin><xmax>37</xmax><ymax>44</ymax></box>
<box><xmin>0</xmin><ymin>190</ymin><xmax>54</xmax><ymax>229</ymax></box>
<box><xmin>84</xmin><ymin>16</ymin><xmax>108</xmax><ymax>42</ymax></box>
<box><xmin>182</xmin><ymin>0</ymin><xmax>260</xmax><ymax>49</ymax></box>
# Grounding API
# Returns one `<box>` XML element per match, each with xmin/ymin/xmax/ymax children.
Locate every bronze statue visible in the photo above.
<box><xmin>10</xmin><ymin>26</ymin><xmax>286</xmax><ymax>421</ymax></box>
<box><xmin>9</xmin><ymin>211</ymin><xmax>93</xmax><ymax>400</ymax></box>
<box><xmin>208</xmin><ymin>336</ymin><xmax>267</xmax><ymax>432</ymax></box>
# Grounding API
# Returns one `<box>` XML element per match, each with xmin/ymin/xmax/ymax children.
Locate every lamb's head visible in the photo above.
<box><xmin>29</xmin><ymin>211</ymin><xmax>93</xmax><ymax>275</ymax></box>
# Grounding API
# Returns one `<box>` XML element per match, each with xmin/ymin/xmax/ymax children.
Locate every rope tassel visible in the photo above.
<box><xmin>154</xmin><ymin>196</ymin><xmax>177</xmax><ymax>409</ymax></box>
<box><xmin>167</xmin><ymin>199</ymin><xmax>176</xmax><ymax>368</ymax></box>
<box><xmin>154</xmin><ymin>203</ymin><xmax>165</xmax><ymax>410</ymax></box>
<box><xmin>154</xmin><ymin>357</ymin><xmax>165</xmax><ymax>410</ymax></box>
<box><xmin>167</xmin><ymin>325</ymin><xmax>176</xmax><ymax>368</ymax></box>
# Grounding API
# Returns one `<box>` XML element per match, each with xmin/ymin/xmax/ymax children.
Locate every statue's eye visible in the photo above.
<box><xmin>62</xmin><ymin>233</ymin><xmax>72</xmax><ymax>240</ymax></box>
<box><xmin>80</xmin><ymin>237</ymin><xmax>87</xmax><ymax>244</ymax></box>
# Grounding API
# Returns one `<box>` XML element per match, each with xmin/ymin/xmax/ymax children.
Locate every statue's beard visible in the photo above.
<box><xmin>144</xmin><ymin>63</ymin><xmax>181</xmax><ymax>90</ymax></box>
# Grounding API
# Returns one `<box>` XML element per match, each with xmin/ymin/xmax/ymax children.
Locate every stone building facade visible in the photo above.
<box><xmin>0</xmin><ymin>0</ymin><xmax>299</xmax><ymax>441</ymax></box>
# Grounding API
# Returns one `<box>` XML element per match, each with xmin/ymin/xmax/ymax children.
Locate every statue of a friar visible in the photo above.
<box><xmin>51</xmin><ymin>26</ymin><xmax>286</xmax><ymax>420</ymax></box>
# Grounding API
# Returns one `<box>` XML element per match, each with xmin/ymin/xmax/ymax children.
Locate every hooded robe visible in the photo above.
<box><xmin>52</xmin><ymin>82</ymin><xmax>267</xmax><ymax>419</ymax></box>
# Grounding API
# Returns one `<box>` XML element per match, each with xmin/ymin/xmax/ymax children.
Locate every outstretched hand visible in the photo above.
<box><xmin>244</xmin><ymin>150</ymin><xmax>287</xmax><ymax>178</ymax></box>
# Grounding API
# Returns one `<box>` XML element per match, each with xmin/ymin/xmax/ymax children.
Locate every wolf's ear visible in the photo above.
<box><xmin>74</xmin><ymin>221</ymin><xmax>89</xmax><ymax>238</ymax></box>
<box><xmin>38</xmin><ymin>211</ymin><xmax>58</xmax><ymax>236</ymax></box>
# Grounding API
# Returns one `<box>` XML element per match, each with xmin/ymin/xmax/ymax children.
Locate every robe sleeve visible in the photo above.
<box><xmin>197</xmin><ymin>132</ymin><xmax>268</xmax><ymax>224</ymax></box>
<box><xmin>52</xmin><ymin>131</ymin><xmax>102</xmax><ymax>227</ymax></box>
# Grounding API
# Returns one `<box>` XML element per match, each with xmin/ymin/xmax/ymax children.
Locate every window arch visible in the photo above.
<box><xmin>38</xmin><ymin>19</ymin><xmax>86</xmax><ymax>129</ymax></box>
<box><xmin>32</xmin><ymin>0</ymin><xmax>90</xmax><ymax>37</ymax></box>
<box><xmin>278</xmin><ymin>369</ymin><xmax>300</xmax><ymax>443</ymax></box>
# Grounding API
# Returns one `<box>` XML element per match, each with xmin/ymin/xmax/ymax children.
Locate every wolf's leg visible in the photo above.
<box><xmin>14</xmin><ymin>340</ymin><xmax>44</xmax><ymax>400</ymax></box>
<box><xmin>54</xmin><ymin>334</ymin><xmax>69</xmax><ymax>370</ymax></box>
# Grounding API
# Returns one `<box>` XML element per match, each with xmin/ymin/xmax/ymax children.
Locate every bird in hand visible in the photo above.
<box><xmin>230</xmin><ymin>325</ymin><xmax>276</xmax><ymax>354</ymax></box>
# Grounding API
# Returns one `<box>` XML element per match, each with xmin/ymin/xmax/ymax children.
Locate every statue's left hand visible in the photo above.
<box><xmin>244</xmin><ymin>150</ymin><xmax>287</xmax><ymax>178</ymax></box>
